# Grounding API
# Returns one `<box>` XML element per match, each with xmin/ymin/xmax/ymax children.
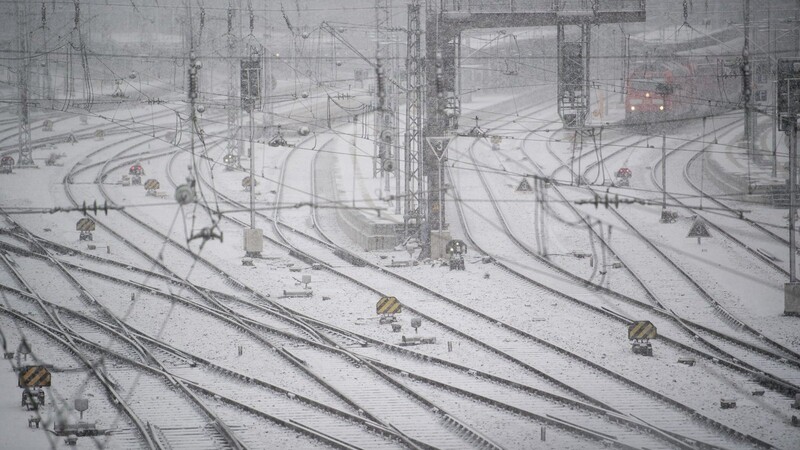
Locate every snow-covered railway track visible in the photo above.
<box><xmin>684</xmin><ymin>148</ymin><xmax>791</xmax><ymax>254</ymax></box>
<box><xmin>7</xmin><ymin>228</ymin><xmax>655</xmax><ymax>448</ymax></box>
<box><xmin>575</xmin><ymin>122</ymin><xmax>791</xmax><ymax>279</ymax></box>
<box><xmin>440</xmin><ymin>109</ymin><xmax>799</xmax><ymax>447</ymax></box>
<box><xmin>0</xmin><ymin>274</ymin><xmax>409</xmax><ymax>450</ymax></box>
<box><xmin>455</xmin><ymin>139</ymin><xmax>785</xmax><ymax>449</ymax></box>
<box><xmin>0</xmin><ymin>107</ymin><xmax>179</xmax><ymax>157</ymax></box>
<box><xmin>270</xmin><ymin>128</ymin><xmax>698</xmax><ymax>449</ymax></box>
<box><xmin>0</xmin><ymin>218</ymin><xmax>250</xmax><ymax>450</ymax></box>
<box><xmin>0</xmin><ymin>306</ymin><xmax>147</xmax><ymax>449</ymax></box>
<box><xmin>509</xmin><ymin>121</ymin><xmax>800</xmax><ymax>390</ymax></box>
<box><xmin>255</xmin><ymin>107</ymin><xmax>742</xmax><ymax>448</ymax></box>
<box><xmin>510</xmin><ymin>122</ymin><xmax>800</xmax><ymax>390</ymax></box>
<box><xmin>60</xmin><ymin>128</ymin><xmax>497</xmax><ymax>449</ymax></box>
<box><xmin>184</xmin><ymin>129</ymin><xmax>699</xmax><ymax>449</ymax></box>
<box><xmin>0</xmin><ymin>290</ymin><xmax>378</xmax><ymax>450</ymax></box>
<box><xmin>461</xmin><ymin>112</ymin><xmax>798</xmax><ymax>382</ymax></box>
<box><xmin>40</xmin><ymin>128</ymin><xmax>426</xmax><ymax>448</ymax></box>
<box><xmin>172</xmin><ymin>112</ymin><xmax>696</xmax><ymax>445</ymax></box>
<box><xmin>488</xmin><ymin>114</ymin><xmax>798</xmax><ymax>382</ymax></box>
<box><xmin>0</xmin><ymin>221</ymin><xmax>687</xmax><ymax>449</ymax></box>
<box><xmin>573</xmin><ymin>124</ymin><xmax>800</xmax><ymax>377</ymax></box>
<box><xmin>180</xmin><ymin>133</ymin><xmax>570</xmax><ymax>449</ymax></box>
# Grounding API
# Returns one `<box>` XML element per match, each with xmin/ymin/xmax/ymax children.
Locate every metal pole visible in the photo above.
<box><xmin>249</xmin><ymin>111</ymin><xmax>255</xmax><ymax>229</ymax></box>
<box><xmin>439</xmin><ymin>160</ymin><xmax>443</xmax><ymax>232</ymax></box>
<box><xmin>353</xmin><ymin>114</ymin><xmax>358</xmax><ymax>208</ymax></box>
<box><xmin>662</xmin><ymin>131</ymin><xmax>667</xmax><ymax>210</ymax></box>
<box><xmin>701</xmin><ymin>117</ymin><xmax>706</xmax><ymax>210</ymax></box>
<box><xmin>395</xmin><ymin>130</ymin><xmax>401</xmax><ymax>215</ymax></box>
<box><xmin>385</xmin><ymin>153</ymin><xmax>391</xmax><ymax>192</ymax></box>
<box><xmin>791</xmin><ymin>119</ymin><xmax>797</xmax><ymax>282</ymax></box>
<box><xmin>774</xmin><ymin>80</ymin><xmax>779</xmax><ymax>178</ymax></box>
<box><xmin>743</xmin><ymin>0</ymin><xmax>752</xmax><ymax>157</ymax></box>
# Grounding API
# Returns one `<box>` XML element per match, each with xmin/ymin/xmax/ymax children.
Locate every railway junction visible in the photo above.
<box><xmin>1</xmin><ymin>1</ymin><xmax>800</xmax><ymax>449</ymax></box>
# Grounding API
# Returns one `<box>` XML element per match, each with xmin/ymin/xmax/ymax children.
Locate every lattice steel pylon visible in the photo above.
<box><xmin>374</xmin><ymin>0</ymin><xmax>396</xmax><ymax>186</ymax></box>
<box><xmin>225</xmin><ymin>5</ymin><xmax>240</xmax><ymax>166</ymax></box>
<box><xmin>404</xmin><ymin>0</ymin><xmax>424</xmax><ymax>238</ymax></box>
<box><xmin>557</xmin><ymin>23</ymin><xmax>591</xmax><ymax>130</ymax></box>
<box><xmin>423</xmin><ymin>1</ymin><xmax>458</xmax><ymax>236</ymax></box>
<box><xmin>16</xmin><ymin>0</ymin><xmax>33</xmax><ymax>167</ymax></box>
<box><xmin>40</xmin><ymin>3</ymin><xmax>52</xmax><ymax>104</ymax></box>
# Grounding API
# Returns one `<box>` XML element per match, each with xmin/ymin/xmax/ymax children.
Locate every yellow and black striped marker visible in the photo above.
<box><xmin>376</xmin><ymin>296</ymin><xmax>401</xmax><ymax>315</ymax></box>
<box><xmin>628</xmin><ymin>321</ymin><xmax>657</xmax><ymax>340</ymax></box>
<box><xmin>18</xmin><ymin>365</ymin><xmax>51</xmax><ymax>388</ymax></box>
<box><xmin>144</xmin><ymin>179</ymin><xmax>160</xmax><ymax>190</ymax></box>
<box><xmin>75</xmin><ymin>218</ymin><xmax>96</xmax><ymax>232</ymax></box>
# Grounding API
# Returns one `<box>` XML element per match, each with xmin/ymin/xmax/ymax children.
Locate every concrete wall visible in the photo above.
<box><xmin>317</xmin><ymin>151</ymin><xmax>400</xmax><ymax>251</ymax></box>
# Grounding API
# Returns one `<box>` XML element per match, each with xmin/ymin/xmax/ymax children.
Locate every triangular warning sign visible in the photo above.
<box><xmin>516</xmin><ymin>178</ymin><xmax>533</xmax><ymax>192</ymax></box>
<box><xmin>687</xmin><ymin>217</ymin><xmax>711</xmax><ymax>238</ymax></box>
<box><xmin>426</xmin><ymin>137</ymin><xmax>451</xmax><ymax>161</ymax></box>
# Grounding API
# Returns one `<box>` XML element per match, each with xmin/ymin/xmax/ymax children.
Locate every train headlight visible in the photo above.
<box><xmin>645</xmin><ymin>92</ymin><xmax>650</xmax><ymax>98</ymax></box>
<box><xmin>630</xmin><ymin>106</ymin><xmax>636</xmax><ymax>111</ymax></box>
<box><xmin>659</xmin><ymin>105</ymin><xmax>664</xmax><ymax>111</ymax></box>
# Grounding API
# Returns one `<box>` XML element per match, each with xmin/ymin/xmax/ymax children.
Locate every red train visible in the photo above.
<box><xmin>625</xmin><ymin>61</ymin><xmax>690</xmax><ymax>120</ymax></box>
<box><xmin>625</xmin><ymin>57</ymin><xmax>741</xmax><ymax>123</ymax></box>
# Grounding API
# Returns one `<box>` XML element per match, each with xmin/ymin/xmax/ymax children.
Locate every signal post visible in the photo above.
<box><xmin>778</xmin><ymin>58</ymin><xmax>800</xmax><ymax>315</ymax></box>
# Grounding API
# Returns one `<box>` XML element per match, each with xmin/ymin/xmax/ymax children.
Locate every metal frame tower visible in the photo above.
<box><xmin>404</xmin><ymin>0</ymin><xmax>424</xmax><ymax>238</ymax></box>
<box><xmin>424</xmin><ymin>2</ymin><xmax>459</xmax><ymax>237</ymax></box>
<box><xmin>40</xmin><ymin>3</ymin><xmax>52</xmax><ymax>104</ymax></box>
<box><xmin>374</xmin><ymin>0</ymin><xmax>397</xmax><ymax>189</ymax></box>
<box><xmin>225</xmin><ymin>5</ymin><xmax>240</xmax><ymax>167</ymax></box>
<box><xmin>557</xmin><ymin>23</ymin><xmax>591</xmax><ymax>129</ymax></box>
<box><xmin>16</xmin><ymin>0</ymin><xmax>33</xmax><ymax>167</ymax></box>
<box><xmin>420</xmin><ymin>1</ymin><xmax>646</xmax><ymax>255</ymax></box>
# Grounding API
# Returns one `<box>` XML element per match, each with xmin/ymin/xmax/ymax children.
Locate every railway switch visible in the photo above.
<box><xmin>282</xmin><ymin>290</ymin><xmax>312</xmax><ymax>298</ymax></box>
<box><xmin>678</xmin><ymin>357</ymin><xmax>695</xmax><ymax>366</ymax></box>
<box><xmin>628</xmin><ymin>321</ymin><xmax>656</xmax><ymax>356</ymax></box>
<box><xmin>21</xmin><ymin>388</ymin><xmax>45</xmax><ymax>410</ymax></box>
<box><xmin>379</xmin><ymin>316</ymin><xmax>396</xmax><ymax>325</ymax></box>
<box><xmin>720</xmin><ymin>399</ymin><xmax>737</xmax><ymax>409</ymax></box>
<box><xmin>631</xmin><ymin>341</ymin><xmax>653</xmax><ymax>356</ymax></box>
<box><xmin>400</xmin><ymin>336</ymin><xmax>435</xmax><ymax>346</ymax></box>
<box><xmin>76</xmin><ymin>218</ymin><xmax>95</xmax><ymax>242</ymax></box>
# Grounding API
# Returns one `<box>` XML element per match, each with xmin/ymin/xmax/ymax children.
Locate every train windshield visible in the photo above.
<box><xmin>629</xmin><ymin>78</ymin><xmax>666</xmax><ymax>92</ymax></box>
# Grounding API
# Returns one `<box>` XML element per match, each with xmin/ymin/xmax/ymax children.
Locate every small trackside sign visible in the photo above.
<box><xmin>376</xmin><ymin>296</ymin><xmax>401</xmax><ymax>315</ymax></box>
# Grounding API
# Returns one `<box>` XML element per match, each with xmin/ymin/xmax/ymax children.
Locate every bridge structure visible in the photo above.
<box><xmin>411</xmin><ymin>0</ymin><xmax>646</xmax><ymax>257</ymax></box>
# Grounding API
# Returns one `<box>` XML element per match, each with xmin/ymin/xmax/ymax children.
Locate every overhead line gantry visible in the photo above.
<box><xmin>415</xmin><ymin>0</ymin><xmax>646</xmax><ymax>257</ymax></box>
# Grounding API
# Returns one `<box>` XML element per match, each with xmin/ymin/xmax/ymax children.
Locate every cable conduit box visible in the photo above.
<box><xmin>785</xmin><ymin>282</ymin><xmax>800</xmax><ymax>316</ymax></box>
